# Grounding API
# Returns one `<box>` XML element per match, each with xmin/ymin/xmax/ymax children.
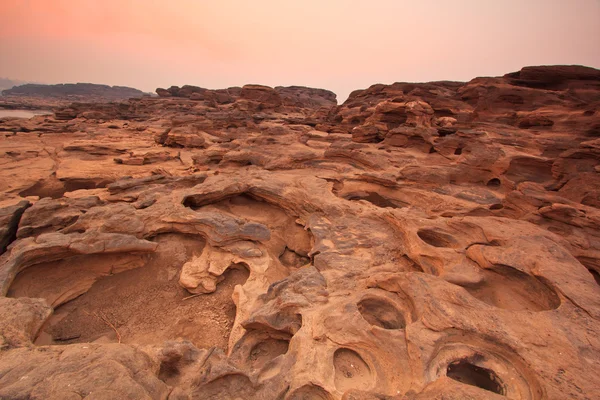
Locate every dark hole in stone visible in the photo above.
<box><xmin>429</xmin><ymin>147</ymin><xmax>437</xmax><ymax>154</ymax></box>
<box><xmin>447</xmin><ymin>360</ymin><xmax>505</xmax><ymax>395</ymax></box>
<box><xmin>589</xmin><ymin>269</ymin><xmax>600</xmax><ymax>285</ymax></box>
<box><xmin>417</xmin><ymin>228</ymin><xmax>457</xmax><ymax>248</ymax></box>
<box><xmin>438</xmin><ymin>128</ymin><xmax>457</xmax><ymax>137</ymax></box>
<box><xmin>454</xmin><ymin>147</ymin><xmax>463</xmax><ymax>155</ymax></box>
<box><xmin>357</xmin><ymin>297</ymin><xmax>405</xmax><ymax>329</ymax></box>
<box><xmin>486</xmin><ymin>178</ymin><xmax>501</xmax><ymax>188</ymax></box>
<box><xmin>288</xmin><ymin>384</ymin><xmax>333</xmax><ymax>400</ymax></box>
<box><xmin>489</xmin><ymin>203</ymin><xmax>503</xmax><ymax>210</ymax></box>
<box><xmin>586</xmin><ymin>124</ymin><xmax>600</xmax><ymax>137</ymax></box>
<box><xmin>343</xmin><ymin>192</ymin><xmax>405</xmax><ymax>209</ymax></box>
<box><xmin>279</xmin><ymin>247</ymin><xmax>310</xmax><ymax>268</ymax></box>
<box><xmin>158</xmin><ymin>358</ymin><xmax>180</xmax><ymax>382</ymax></box>
<box><xmin>434</xmin><ymin>108</ymin><xmax>455</xmax><ymax>117</ymax></box>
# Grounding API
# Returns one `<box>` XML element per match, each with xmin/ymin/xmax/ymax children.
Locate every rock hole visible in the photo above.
<box><xmin>434</xmin><ymin>108</ymin><xmax>455</xmax><ymax>117</ymax></box>
<box><xmin>357</xmin><ymin>297</ymin><xmax>405</xmax><ymax>329</ymax></box>
<box><xmin>333</xmin><ymin>348</ymin><xmax>372</xmax><ymax>392</ymax></box>
<box><xmin>63</xmin><ymin>179</ymin><xmax>111</xmax><ymax>192</ymax></box>
<box><xmin>489</xmin><ymin>203</ymin><xmax>503</xmax><ymax>210</ymax></box>
<box><xmin>248</xmin><ymin>337</ymin><xmax>290</xmax><ymax>371</ymax></box>
<box><xmin>18</xmin><ymin>178</ymin><xmax>110</xmax><ymax>199</ymax></box>
<box><xmin>588</xmin><ymin>269</ymin><xmax>600</xmax><ymax>285</ymax></box>
<box><xmin>447</xmin><ymin>360</ymin><xmax>505</xmax><ymax>395</ymax></box>
<box><xmin>486</xmin><ymin>178</ymin><xmax>501</xmax><ymax>188</ymax></box>
<box><xmin>454</xmin><ymin>147</ymin><xmax>463</xmax><ymax>155</ymax></box>
<box><xmin>288</xmin><ymin>384</ymin><xmax>333</xmax><ymax>400</ymax></box>
<box><xmin>438</xmin><ymin>128</ymin><xmax>457</xmax><ymax>137</ymax></box>
<box><xmin>343</xmin><ymin>192</ymin><xmax>405</xmax><ymax>209</ymax></box>
<box><xmin>18</xmin><ymin>179</ymin><xmax>68</xmax><ymax>199</ymax></box>
<box><xmin>15</xmin><ymin>234</ymin><xmax>244</xmax><ymax>349</ymax></box>
<box><xmin>464</xmin><ymin>264</ymin><xmax>560</xmax><ymax>311</ymax></box>
<box><xmin>279</xmin><ymin>247</ymin><xmax>310</xmax><ymax>268</ymax></box>
<box><xmin>417</xmin><ymin>228</ymin><xmax>458</xmax><ymax>248</ymax></box>
<box><xmin>158</xmin><ymin>357</ymin><xmax>181</xmax><ymax>383</ymax></box>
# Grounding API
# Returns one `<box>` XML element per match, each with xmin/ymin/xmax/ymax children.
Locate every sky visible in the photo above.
<box><xmin>1</xmin><ymin>0</ymin><xmax>599</xmax><ymax>101</ymax></box>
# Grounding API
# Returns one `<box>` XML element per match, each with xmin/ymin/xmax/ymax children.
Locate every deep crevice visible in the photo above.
<box><xmin>447</xmin><ymin>359</ymin><xmax>505</xmax><ymax>395</ymax></box>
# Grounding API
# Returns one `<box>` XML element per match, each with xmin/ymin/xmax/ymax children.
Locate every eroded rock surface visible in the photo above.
<box><xmin>0</xmin><ymin>66</ymin><xmax>599</xmax><ymax>399</ymax></box>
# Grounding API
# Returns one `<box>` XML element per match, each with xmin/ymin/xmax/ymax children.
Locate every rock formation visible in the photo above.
<box><xmin>0</xmin><ymin>66</ymin><xmax>599</xmax><ymax>399</ymax></box>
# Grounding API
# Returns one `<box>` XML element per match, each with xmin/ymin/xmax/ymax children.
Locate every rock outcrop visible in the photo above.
<box><xmin>0</xmin><ymin>65</ymin><xmax>599</xmax><ymax>399</ymax></box>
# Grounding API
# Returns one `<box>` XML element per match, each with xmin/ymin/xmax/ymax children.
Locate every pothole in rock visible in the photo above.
<box><xmin>342</xmin><ymin>191</ymin><xmax>406</xmax><ymax>209</ymax></box>
<box><xmin>248</xmin><ymin>338</ymin><xmax>289</xmax><ymax>370</ymax></box>
<box><xmin>10</xmin><ymin>234</ymin><xmax>247</xmax><ymax>349</ymax></box>
<box><xmin>463</xmin><ymin>264</ymin><xmax>560</xmax><ymax>311</ymax></box>
<box><xmin>185</xmin><ymin>193</ymin><xmax>313</xmax><ymax>262</ymax></box>
<box><xmin>447</xmin><ymin>359</ymin><xmax>506</xmax><ymax>395</ymax></box>
<box><xmin>429</xmin><ymin>340</ymin><xmax>543</xmax><ymax>400</ymax></box>
<box><xmin>486</xmin><ymin>178</ymin><xmax>501</xmax><ymax>188</ymax></box>
<box><xmin>18</xmin><ymin>177</ymin><xmax>111</xmax><ymax>199</ymax></box>
<box><xmin>577</xmin><ymin>257</ymin><xmax>600</xmax><ymax>286</ymax></box>
<box><xmin>417</xmin><ymin>228</ymin><xmax>459</xmax><ymax>248</ymax></box>
<box><xmin>357</xmin><ymin>296</ymin><xmax>406</xmax><ymax>329</ymax></box>
<box><xmin>288</xmin><ymin>384</ymin><xmax>333</xmax><ymax>400</ymax></box>
<box><xmin>231</xmin><ymin>328</ymin><xmax>292</xmax><ymax>374</ymax></box>
<box><xmin>279</xmin><ymin>247</ymin><xmax>310</xmax><ymax>268</ymax></box>
<box><xmin>333</xmin><ymin>348</ymin><xmax>373</xmax><ymax>392</ymax></box>
<box><xmin>332</xmin><ymin>181</ymin><xmax>411</xmax><ymax>210</ymax></box>
<box><xmin>589</xmin><ymin>269</ymin><xmax>600</xmax><ymax>285</ymax></box>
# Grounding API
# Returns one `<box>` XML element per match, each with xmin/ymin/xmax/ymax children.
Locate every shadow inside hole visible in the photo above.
<box><xmin>357</xmin><ymin>297</ymin><xmax>405</xmax><ymax>329</ymax></box>
<box><xmin>248</xmin><ymin>337</ymin><xmax>290</xmax><ymax>370</ymax></box>
<box><xmin>343</xmin><ymin>191</ymin><xmax>406</xmax><ymax>209</ymax></box>
<box><xmin>447</xmin><ymin>360</ymin><xmax>505</xmax><ymax>395</ymax></box>
<box><xmin>588</xmin><ymin>269</ymin><xmax>600</xmax><ymax>285</ymax></box>
<box><xmin>417</xmin><ymin>228</ymin><xmax>458</xmax><ymax>248</ymax></box>
<box><xmin>333</xmin><ymin>348</ymin><xmax>372</xmax><ymax>392</ymax></box>
<box><xmin>288</xmin><ymin>384</ymin><xmax>333</xmax><ymax>400</ymax></box>
<box><xmin>464</xmin><ymin>264</ymin><xmax>560</xmax><ymax>311</ymax></box>
<box><xmin>279</xmin><ymin>247</ymin><xmax>310</xmax><ymax>268</ymax></box>
<box><xmin>486</xmin><ymin>178</ymin><xmax>501</xmax><ymax>188</ymax></box>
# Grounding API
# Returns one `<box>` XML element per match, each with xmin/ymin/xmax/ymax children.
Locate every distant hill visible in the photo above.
<box><xmin>0</xmin><ymin>78</ymin><xmax>28</xmax><ymax>92</ymax></box>
<box><xmin>2</xmin><ymin>83</ymin><xmax>147</xmax><ymax>100</ymax></box>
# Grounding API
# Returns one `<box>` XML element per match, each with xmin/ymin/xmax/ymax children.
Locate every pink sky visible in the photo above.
<box><xmin>1</xmin><ymin>0</ymin><xmax>599</xmax><ymax>101</ymax></box>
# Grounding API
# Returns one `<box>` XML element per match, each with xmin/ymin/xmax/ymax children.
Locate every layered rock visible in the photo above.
<box><xmin>0</xmin><ymin>65</ymin><xmax>599</xmax><ymax>399</ymax></box>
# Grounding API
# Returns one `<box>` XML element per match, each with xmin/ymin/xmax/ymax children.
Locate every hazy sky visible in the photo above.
<box><xmin>1</xmin><ymin>0</ymin><xmax>599</xmax><ymax>101</ymax></box>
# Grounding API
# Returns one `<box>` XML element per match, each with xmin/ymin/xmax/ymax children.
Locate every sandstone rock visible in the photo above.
<box><xmin>240</xmin><ymin>84</ymin><xmax>282</xmax><ymax>108</ymax></box>
<box><xmin>0</xmin><ymin>66</ymin><xmax>598</xmax><ymax>399</ymax></box>
<box><xmin>155</xmin><ymin>88</ymin><xmax>171</xmax><ymax>97</ymax></box>
<box><xmin>0</xmin><ymin>200</ymin><xmax>30</xmax><ymax>253</ymax></box>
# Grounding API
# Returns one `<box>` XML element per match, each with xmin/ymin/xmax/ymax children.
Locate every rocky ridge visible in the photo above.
<box><xmin>0</xmin><ymin>66</ymin><xmax>599</xmax><ymax>399</ymax></box>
